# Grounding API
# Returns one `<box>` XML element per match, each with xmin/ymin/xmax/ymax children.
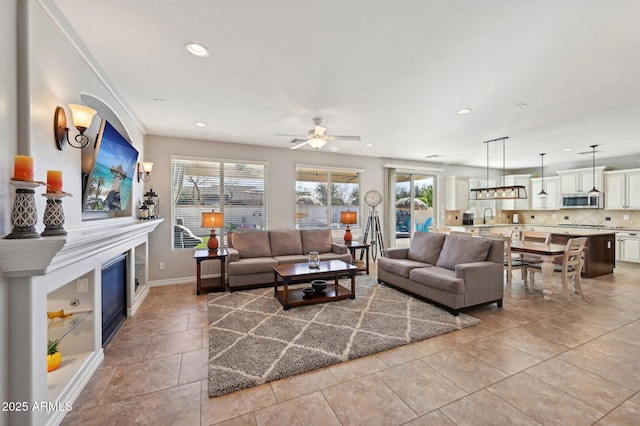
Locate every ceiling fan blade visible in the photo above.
<box><xmin>328</xmin><ymin>135</ymin><xmax>361</xmax><ymax>141</ymax></box>
<box><xmin>290</xmin><ymin>140</ymin><xmax>309</xmax><ymax>150</ymax></box>
<box><xmin>326</xmin><ymin>141</ymin><xmax>340</xmax><ymax>152</ymax></box>
<box><xmin>275</xmin><ymin>133</ymin><xmax>307</xmax><ymax>138</ymax></box>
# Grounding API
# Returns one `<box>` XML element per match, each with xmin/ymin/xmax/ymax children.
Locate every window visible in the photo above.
<box><xmin>295</xmin><ymin>165</ymin><xmax>362</xmax><ymax>229</ymax></box>
<box><xmin>171</xmin><ymin>157</ymin><xmax>267</xmax><ymax>250</ymax></box>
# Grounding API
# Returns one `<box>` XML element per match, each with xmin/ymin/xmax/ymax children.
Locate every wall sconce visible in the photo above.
<box><xmin>201</xmin><ymin>210</ymin><xmax>225</xmax><ymax>251</ymax></box>
<box><xmin>54</xmin><ymin>104</ymin><xmax>98</xmax><ymax>150</ymax></box>
<box><xmin>340</xmin><ymin>210</ymin><xmax>358</xmax><ymax>243</ymax></box>
<box><xmin>137</xmin><ymin>162</ymin><xmax>154</xmax><ymax>182</ymax></box>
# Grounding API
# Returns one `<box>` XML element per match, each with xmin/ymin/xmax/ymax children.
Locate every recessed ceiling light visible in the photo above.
<box><xmin>153</xmin><ymin>98</ymin><xmax>167</xmax><ymax>104</ymax></box>
<box><xmin>194</xmin><ymin>122</ymin><xmax>207</xmax><ymax>127</ymax></box>
<box><xmin>563</xmin><ymin>148</ymin><xmax>572</xmax><ymax>152</ymax></box>
<box><xmin>456</xmin><ymin>108</ymin><xmax>472</xmax><ymax>115</ymax></box>
<box><xmin>185</xmin><ymin>43</ymin><xmax>209</xmax><ymax>57</ymax></box>
<box><xmin>515</xmin><ymin>103</ymin><xmax>528</xmax><ymax>109</ymax></box>
<box><xmin>366</xmin><ymin>143</ymin><xmax>374</xmax><ymax>147</ymax></box>
<box><xmin>425</xmin><ymin>154</ymin><xmax>444</xmax><ymax>159</ymax></box>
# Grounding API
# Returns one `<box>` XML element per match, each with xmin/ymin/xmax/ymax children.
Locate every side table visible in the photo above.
<box><xmin>345</xmin><ymin>242</ymin><xmax>370</xmax><ymax>274</ymax></box>
<box><xmin>194</xmin><ymin>248</ymin><xmax>228</xmax><ymax>295</ymax></box>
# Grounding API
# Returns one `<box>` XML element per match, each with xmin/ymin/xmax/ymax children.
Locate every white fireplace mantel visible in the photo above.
<box><xmin>1</xmin><ymin>218</ymin><xmax>162</xmax><ymax>426</ymax></box>
<box><xmin>0</xmin><ymin>219</ymin><xmax>162</xmax><ymax>278</ymax></box>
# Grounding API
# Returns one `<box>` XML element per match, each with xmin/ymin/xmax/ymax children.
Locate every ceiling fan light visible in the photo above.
<box><xmin>308</xmin><ymin>138</ymin><xmax>326</xmax><ymax>150</ymax></box>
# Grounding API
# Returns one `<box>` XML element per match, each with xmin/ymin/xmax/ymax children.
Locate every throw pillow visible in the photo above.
<box><xmin>436</xmin><ymin>234</ymin><xmax>492</xmax><ymax>270</ymax></box>
<box><xmin>300</xmin><ymin>229</ymin><xmax>333</xmax><ymax>254</ymax></box>
<box><xmin>232</xmin><ymin>231</ymin><xmax>272</xmax><ymax>259</ymax></box>
<box><xmin>407</xmin><ymin>232</ymin><xmax>446</xmax><ymax>265</ymax></box>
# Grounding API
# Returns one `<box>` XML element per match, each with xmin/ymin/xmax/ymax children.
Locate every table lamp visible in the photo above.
<box><xmin>201</xmin><ymin>210</ymin><xmax>224</xmax><ymax>251</ymax></box>
<box><xmin>340</xmin><ymin>210</ymin><xmax>357</xmax><ymax>243</ymax></box>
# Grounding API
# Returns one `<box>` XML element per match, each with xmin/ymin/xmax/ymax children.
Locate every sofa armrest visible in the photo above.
<box><xmin>384</xmin><ymin>248</ymin><xmax>410</xmax><ymax>259</ymax></box>
<box><xmin>331</xmin><ymin>243</ymin><xmax>349</xmax><ymax>254</ymax></box>
<box><xmin>455</xmin><ymin>261</ymin><xmax>502</xmax><ymax>281</ymax></box>
<box><xmin>226</xmin><ymin>247</ymin><xmax>240</xmax><ymax>262</ymax></box>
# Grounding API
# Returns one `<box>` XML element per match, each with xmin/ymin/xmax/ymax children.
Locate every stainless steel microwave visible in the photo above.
<box><xmin>560</xmin><ymin>193</ymin><xmax>604</xmax><ymax>209</ymax></box>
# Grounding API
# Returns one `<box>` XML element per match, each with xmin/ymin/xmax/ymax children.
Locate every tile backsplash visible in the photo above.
<box><xmin>513</xmin><ymin>209</ymin><xmax>640</xmax><ymax>229</ymax></box>
<box><xmin>446</xmin><ymin>209</ymin><xmax>640</xmax><ymax>229</ymax></box>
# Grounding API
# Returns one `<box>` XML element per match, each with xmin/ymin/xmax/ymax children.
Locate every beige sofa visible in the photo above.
<box><xmin>226</xmin><ymin>229</ymin><xmax>352</xmax><ymax>289</ymax></box>
<box><xmin>377</xmin><ymin>232</ymin><xmax>504</xmax><ymax>315</ymax></box>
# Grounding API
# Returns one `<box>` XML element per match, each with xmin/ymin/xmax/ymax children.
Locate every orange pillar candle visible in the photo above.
<box><xmin>14</xmin><ymin>155</ymin><xmax>34</xmax><ymax>181</ymax></box>
<box><xmin>47</xmin><ymin>170</ymin><xmax>63</xmax><ymax>193</ymax></box>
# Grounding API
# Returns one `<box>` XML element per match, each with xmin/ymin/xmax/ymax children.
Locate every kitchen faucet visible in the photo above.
<box><xmin>483</xmin><ymin>207</ymin><xmax>493</xmax><ymax>225</ymax></box>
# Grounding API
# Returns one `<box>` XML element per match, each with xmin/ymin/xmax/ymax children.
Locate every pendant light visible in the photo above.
<box><xmin>469</xmin><ymin>136</ymin><xmax>527</xmax><ymax>200</ymax></box>
<box><xmin>588</xmin><ymin>144</ymin><xmax>600</xmax><ymax>197</ymax></box>
<box><xmin>538</xmin><ymin>153</ymin><xmax>548</xmax><ymax>199</ymax></box>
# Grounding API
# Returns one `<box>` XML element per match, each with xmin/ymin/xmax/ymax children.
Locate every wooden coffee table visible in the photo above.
<box><xmin>272</xmin><ymin>259</ymin><xmax>357</xmax><ymax>310</ymax></box>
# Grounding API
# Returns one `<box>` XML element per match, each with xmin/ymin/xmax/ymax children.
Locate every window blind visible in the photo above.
<box><xmin>171</xmin><ymin>157</ymin><xmax>268</xmax><ymax>250</ymax></box>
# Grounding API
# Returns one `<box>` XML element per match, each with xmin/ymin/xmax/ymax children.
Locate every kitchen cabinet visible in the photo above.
<box><xmin>530</xmin><ymin>176</ymin><xmax>559</xmax><ymax>210</ymax></box>
<box><xmin>499</xmin><ymin>174</ymin><xmax>531</xmax><ymax>210</ymax></box>
<box><xmin>604</xmin><ymin>169</ymin><xmax>640</xmax><ymax>210</ymax></box>
<box><xmin>557</xmin><ymin>166</ymin><xmax>606</xmax><ymax>194</ymax></box>
<box><xmin>445</xmin><ymin>176</ymin><xmax>470</xmax><ymax>211</ymax></box>
<box><xmin>616</xmin><ymin>231</ymin><xmax>640</xmax><ymax>264</ymax></box>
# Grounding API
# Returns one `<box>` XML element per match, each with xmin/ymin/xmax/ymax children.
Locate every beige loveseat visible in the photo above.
<box><xmin>227</xmin><ymin>229</ymin><xmax>352</xmax><ymax>289</ymax></box>
<box><xmin>377</xmin><ymin>232</ymin><xmax>504</xmax><ymax>315</ymax></box>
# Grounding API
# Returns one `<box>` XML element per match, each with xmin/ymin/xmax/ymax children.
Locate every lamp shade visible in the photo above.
<box><xmin>340</xmin><ymin>210</ymin><xmax>357</xmax><ymax>225</ymax></box>
<box><xmin>141</xmin><ymin>162</ymin><xmax>154</xmax><ymax>173</ymax></box>
<box><xmin>201</xmin><ymin>211</ymin><xmax>224</xmax><ymax>229</ymax></box>
<box><xmin>68</xmin><ymin>104</ymin><xmax>97</xmax><ymax>129</ymax></box>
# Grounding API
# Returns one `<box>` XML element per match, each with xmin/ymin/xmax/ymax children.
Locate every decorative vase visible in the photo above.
<box><xmin>308</xmin><ymin>251</ymin><xmax>320</xmax><ymax>269</ymax></box>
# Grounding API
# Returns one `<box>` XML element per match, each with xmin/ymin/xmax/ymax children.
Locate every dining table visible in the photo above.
<box><xmin>510</xmin><ymin>240</ymin><xmax>567</xmax><ymax>300</ymax></box>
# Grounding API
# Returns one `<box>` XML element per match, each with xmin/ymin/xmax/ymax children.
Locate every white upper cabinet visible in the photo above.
<box><xmin>557</xmin><ymin>167</ymin><xmax>606</xmax><ymax>194</ymax></box>
<box><xmin>445</xmin><ymin>176</ymin><xmax>470</xmax><ymax>211</ymax></box>
<box><xmin>604</xmin><ymin>169</ymin><xmax>640</xmax><ymax>210</ymax></box>
<box><xmin>530</xmin><ymin>176</ymin><xmax>559</xmax><ymax>210</ymax></box>
<box><xmin>498</xmin><ymin>174</ymin><xmax>531</xmax><ymax>210</ymax></box>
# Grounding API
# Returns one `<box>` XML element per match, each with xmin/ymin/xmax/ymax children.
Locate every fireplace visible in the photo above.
<box><xmin>102</xmin><ymin>253</ymin><xmax>128</xmax><ymax>346</ymax></box>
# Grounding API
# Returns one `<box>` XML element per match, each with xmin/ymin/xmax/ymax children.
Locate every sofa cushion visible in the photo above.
<box><xmin>436</xmin><ymin>234</ymin><xmax>492</xmax><ymax>271</ymax></box>
<box><xmin>407</xmin><ymin>232</ymin><xmax>446</xmax><ymax>265</ymax></box>
<box><xmin>378</xmin><ymin>257</ymin><xmax>433</xmax><ymax>278</ymax></box>
<box><xmin>300</xmin><ymin>229</ymin><xmax>333</xmax><ymax>254</ymax></box>
<box><xmin>409</xmin><ymin>266</ymin><xmax>465</xmax><ymax>295</ymax></box>
<box><xmin>269</xmin><ymin>229</ymin><xmax>303</xmax><ymax>256</ymax></box>
<box><xmin>232</xmin><ymin>231</ymin><xmax>272</xmax><ymax>259</ymax></box>
<box><xmin>228</xmin><ymin>257</ymin><xmax>278</xmax><ymax>275</ymax></box>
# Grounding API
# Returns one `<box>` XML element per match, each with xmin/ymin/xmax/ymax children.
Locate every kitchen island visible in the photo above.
<box><xmin>548</xmin><ymin>229</ymin><xmax>616</xmax><ymax>277</ymax></box>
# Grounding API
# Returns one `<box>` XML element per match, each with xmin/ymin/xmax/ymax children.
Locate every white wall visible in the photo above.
<box><xmin>0</xmin><ymin>0</ymin><xmax>17</xmax><ymax>417</ymax></box>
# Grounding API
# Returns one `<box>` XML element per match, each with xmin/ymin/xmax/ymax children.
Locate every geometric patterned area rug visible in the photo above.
<box><xmin>207</xmin><ymin>275</ymin><xmax>480</xmax><ymax>397</ymax></box>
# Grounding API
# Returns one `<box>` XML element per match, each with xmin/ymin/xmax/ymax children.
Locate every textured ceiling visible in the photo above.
<box><xmin>47</xmin><ymin>0</ymin><xmax>640</xmax><ymax>169</ymax></box>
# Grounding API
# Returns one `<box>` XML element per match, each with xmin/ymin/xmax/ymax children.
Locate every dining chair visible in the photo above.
<box><xmin>483</xmin><ymin>234</ymin><xmax>528</xmax><ymax>293</ymax></box>
<box><xmin>528</xmin><ymin>237</ymin><xmax>587</xmax><ymax>301</ymax></box>
<box><xmin>518</xmin><ymin>230</ymin><xmax>552</xmax><ymax>281</ymax></box>
<box><xmin>489</xmin><ymin>227</ymin><xmax>514</xmax><ymax>238</ymax></box>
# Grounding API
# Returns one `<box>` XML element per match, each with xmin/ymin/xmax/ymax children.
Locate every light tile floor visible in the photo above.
<box><xmin>63</xmin><ymin>264</ymin><xmax>640</xmax><ymax>425</ymax></box>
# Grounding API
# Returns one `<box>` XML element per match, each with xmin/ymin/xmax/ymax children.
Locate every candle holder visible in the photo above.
<box><xmin>5</xmin><ymin>180</ymin><xmax>43</xmax><ymax>239</ymax></box>
<box><xmin>41</xmin><ymin>192</ymin><xmax>70</xmax><ymax>236</ymax></box>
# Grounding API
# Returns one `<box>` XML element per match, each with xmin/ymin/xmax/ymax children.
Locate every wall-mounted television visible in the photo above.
<box><xmin>82</xmin><ymin>119</ymin><xmax>138</xmax><ymax>212</ymax></box>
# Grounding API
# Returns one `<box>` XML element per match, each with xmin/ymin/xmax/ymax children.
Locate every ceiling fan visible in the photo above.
<box><xmin>276</xmin><ymin>118</ymin><xmax>361</xmax><ymax>152</ymax></box>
